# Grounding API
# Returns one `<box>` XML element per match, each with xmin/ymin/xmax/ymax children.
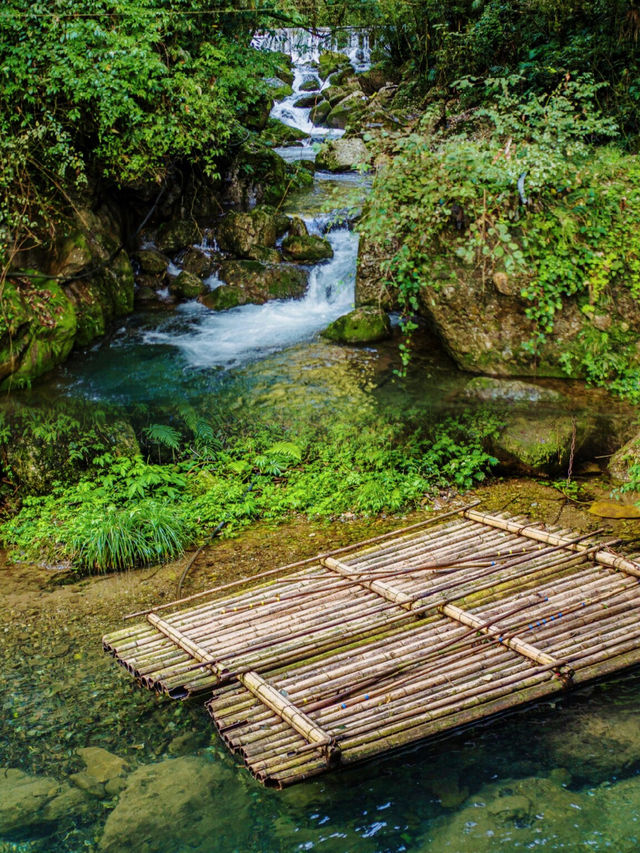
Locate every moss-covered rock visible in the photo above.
<box><xmin>271</xmin><ymin>51</ymin><xmax>294</xmax><ymax>86</ymax></box>
<box><xmin>200</xmin><ymin>260</ymin><xmax>308</xmax><ymax>310</ymax></box>
<box><xmin>609</xmin><ymin>432</ymin><xmax>640</xmax><ymax>483</ymax></box>
<box><xmin>241</xmin><ymin>93</ymin><xmax>274</xmax><ymax>132</ymax></box>
<box><xmin>299</xmin><ymin>78</ymin><xmax>320</xmax><ymax>92</ymax></box>
<box><xmin>321</xmin><ymin>307</ymin><xmax>391</xmax><ymax>344</ymax></box>
<box><xmin>288</xmin><ymin>217</ymin><xmax>309</xmax><ymax>238</ymax></box>
<box><xmin>217</xmin><ymin>207</ymin><xmax>280</xmax><ymax>257</ymax></box>
<box><xmin>221</xmin><ymin>260</ymin><xmax>308</xmax><ymax>300</ymax></box>
<box><xmin>491</xmin><ymin>413</ymin><xmax>591</xmax><ymax>474</ymax></box>
<box><xmin>318</xmin><ymin>50</ymin><xmax>351</xmax><ymax>80</ymax></box>
<box><xmin>310</xmin><ymin>100</ymin><xmax>332</xmax><ymax>125</ymax></box>
<box><xmin>282</xmin><ymin>234</ymin><xmax>333</xmax><ymax>262</ymax></box>
<box><xmin>169</xmin><ymin>270</ymin><xmax>206</xmax><ymax>299</ymax></box>
<box><xmin>357</xmin><ymin>63</ymin><xmax>398</xmax><ymax>95</ymax></box>
<box><xmin>316</xmin><ymin>137</ymin><xmax>370</xmax><ymax>172</ymax></box>
<box><xmin>156</xmin><ymin>220</ymin><xmax>201</xmax><ymax>254</ymax></box>
<box><xmin>326</xmin><ymin>92</ymin><xmax>369</xmax><ymax>130</ymax></box>
<box><xmin>135</xmin><ymin>249</ymin><xmax>170</xmax><ymax>276</ymax></box>
<box><xmin>200</xmin><ymin>285</ymin><xmax>242</xmax><ymax>311</ymax></box>
<box><xmin>181</xmin><ymin>247</ymin><xmax>215</xmax><ymax>278</ymax></box>
<box><xmin>0</xmin><ymin>275</ymin><xmax>77</xmax><ymax>390</ymax></box>
<box><xmin>293</xmin><ymin>93</ymin><xmax>323</xmax><ymax>109</ymax></box>
<box><xmin>65</xmin><ymin>249</ymin><xmax>134</xmax><ymax>346</ymax></box>
<box><xmin>262</xmin><ymin>118</ymin><xmax>310</xmax><ymax>147</ymax></box>
<box><xmin>265</xmin><ymin>77</ymin><xmax>294</xmax><ymax>100</ymax></box>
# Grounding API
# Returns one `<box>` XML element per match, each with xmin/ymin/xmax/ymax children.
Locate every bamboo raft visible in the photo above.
<box><xmin>103</xmin><ymin>506</ymin><xmax>640</xmax><ymax>787</ymax></box>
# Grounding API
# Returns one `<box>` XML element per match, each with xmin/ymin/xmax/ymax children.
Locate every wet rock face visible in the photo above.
<box><xmin>322</xmin><ymin>307</ymin><xmax>392</xmax><ymax>344</ymax></box>
<box><xmin>98</xmin><ymin>755</ymin><xmax>250</xmax><ymax>853</ymax></box>
<box><xmin>316</xmin><ymin>137</ymin><xmax>370</xmax><ymax>172</ymax></box>
<box><xmin>318</xmin><ymin>50</ymin><xmax>352</xmax><ymax>81</ymax></box>
<box><xmin>135</xmin><ymin>249</ymin><xmax>170</xmax><ymax>276</ymax></box>
<box><xmin>169</xmin><ymin>270</ymin><xmax>206</xmax><ymax>299</ymax></box>
<box><xmin>0</xmin><ymin>276</ymin><xmax>77</xmax><ymax>391</ymax></box>
<box><xmin>224</xmin><ymin>140</ymin><xmax>288</xmax><ymax>209</ymax></box>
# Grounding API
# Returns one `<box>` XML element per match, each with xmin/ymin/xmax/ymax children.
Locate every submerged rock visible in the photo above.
<box><xmin>316</xmin><ymin>137</ymin><xmax>370</xmax><ymax>172</ymax></box>
<box><xmin>463</xmin><ymin>377</ymin><xmax>563</xmax><ymax>403</ymax></box>
<box><xmin>98</xmin><ymin>755</ymin><xmax>250</xmax><ymax>853</ymax></box>
<box><xmin>0</xmin><ymin>767</ymin><xmax>89</xmax><ymax>841</ymax></box>
<box><xmin>282</xmin><ymin>234</ymin><xmax>333</xmax><ymax>262</ymax></box>
<box><xmin>322</xmin><ymin>307</ymin><xmax>391</xmax><ymax>344</ymax></box>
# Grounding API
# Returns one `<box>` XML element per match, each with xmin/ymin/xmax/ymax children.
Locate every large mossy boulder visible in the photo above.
<box><xmin>0</xmin><ymin>275</ymin><xmax>77</xmax><ymax>390</ymax></box>
<box><xmin>326</xmin><ymin>92</ymin><xmax>369</xmax><ymax>130</ymax></box>
<box><xmin>282</xmin><ymin>234</ymin><xmax>333</xmax><ymax>262</ymax></box>
<box><xmin>180</xmin><ymin>247</ymin><xmax>215</xmax><ymax>278</ymax></box>
<box><xmin>98</xmin><ymin>756</ymin><xmax>250</xmax><ymax>853</ymax></box>
<box><xmin>322</xmin><ymin>307</ymin><xmax>391</xmax><ymax>344</ymax></box>
<box><xmin>318</xmin><ymin>50</ymin><xmax>351</xmax><ymax>80</ymax></box>
<box><xmin>169</xmin><ymin>270</ymin><xmax>206</xmax><ymax>299</ymax></box>
<box><xmin>200</xmin><ymin>260</ymin><xmax>308</xmax><ymax>310</ymax></box>
<box><xmin>217</xmin><ymin>206</ymin><xmax>283</xmax><ymax>258</ymax></box>
<box><xmin>135</xmin><ymin>248</ymin><xmax>169</xmax><ymax>276</ymax></box>
<box><xmin>310</xmin><ymin>100</ymin><xmax>332</xmax><ymax>125</ymax></box>
<box><xmin>491</xmin><ymin>412</ymin><xmax>591</xmax><ymax>474</ymax></box>
<box><xmin>316</xmin><ymin>137</ymin><xmax>370</xmax><ymax>172</ymax></box>
<box><xmin>262</xmin><ymin>118</ymin><xmax>310</xmax><ymax>147</ymax></box>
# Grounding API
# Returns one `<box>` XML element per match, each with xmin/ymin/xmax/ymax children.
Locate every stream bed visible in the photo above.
<box><xmin>2</xmin><ymin>27</ymin><xmax>640</xmax><ymax>853</ymax></box>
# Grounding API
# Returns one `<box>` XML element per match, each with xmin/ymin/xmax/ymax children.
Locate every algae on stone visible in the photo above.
<box><xmin>322</xmin><ymin>307</ymin><xmax>392</xmax><ymax>344</ymax></box>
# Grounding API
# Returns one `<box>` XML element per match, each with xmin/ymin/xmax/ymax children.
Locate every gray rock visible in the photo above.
<box><xmin>316</xmin><ymin>137</ymin><xmax>370</xmax><ymax>172</ymax></box>
<box><xmin>288</xmin><ymin>217</ymin><xmax>309</xmax><ymax>238</ymax></box>
<box><xmin>98</xmin><ymin>756</ymin><xmax>250</xmax><ymax>853</ymax></box>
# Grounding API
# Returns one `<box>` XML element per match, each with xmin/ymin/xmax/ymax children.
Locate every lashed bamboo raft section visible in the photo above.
<box><xmin>103</xmin><ymin>506</ymin><xmax>640</xmax><ymax>787</ymax></box>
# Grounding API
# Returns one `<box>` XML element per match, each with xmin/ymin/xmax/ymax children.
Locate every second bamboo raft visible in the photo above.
<box><xmin>103</xmin><ymin>506</ymin><xmax>640</xmax><ymax>787</ymax></box>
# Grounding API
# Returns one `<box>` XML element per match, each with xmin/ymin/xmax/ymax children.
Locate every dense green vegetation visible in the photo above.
<box><xmin>0</xmin><ymin>0</ymin><xmax>290</xmax><ymax>270</ymax></box>
<box><xmin>1</xmin><ymin>408</ymin><xmax>500</xmax><ymax>571</ymax></box>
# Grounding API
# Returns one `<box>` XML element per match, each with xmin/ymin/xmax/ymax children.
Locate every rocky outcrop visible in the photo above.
<box><xmin>609</xmin><ymin>431</ymin><xmax>640</xmax><ymax>483</ymax></box>
<box><xmin>491</xmin><ymin>412</ymin><xmax>591</xmax><ymax>474</ymax></box>
<box><xmin>326</xmin><ymin>92</ymin><xmax>369</xmax><ymax>129</ymax></box>
<box><xmin>169</xmin><ymin>270</ymin><xmax>206</xmax><ymax>299</ymax></box>
<box><xmin>262</xmin><ymin>118</ymin><xmax>310</xmax><ymax>147</ymax></box>
<box><xmin>155</xmin><ymin>219</ymin><xmax>201</xmax><ymax>254</ymax></box>
<box><xmin>322</xmin><ymin>307</ymin><xmax>392</xmax><ymax>344</ymax></box>
<box><xmin>316</xmin><ymin>137</ymin><xmax>370</xmax><ymax>172</ymax></box>
<box><xmin>318</xmin><ymin>50</ymin><xmax>351</xmax><ymax>80</ymax></box>
<box><xmin>224</xmin><ymin>140</ymin><xmax>289</xmax><ymax>209</ymax></box>
<box><xmin>98</xmin><ymin>756</ymin><xmax>250</xmax><ymax>853</ymax></box>
<box><xmin>201</xmin><ymin>260</ymin><xmax>308</xmax><ymax>310</ymax></box>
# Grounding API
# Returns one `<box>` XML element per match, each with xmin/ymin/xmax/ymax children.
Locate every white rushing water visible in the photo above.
<box><xmin>258</xmin><ymin>27</ymin><xmax>371</xmax><ymax>137</ymax></box>
<box><xmin>143</xmin><ymin>227</ymin><xmax>357</xmax><ymax>369</ymax></box>
<box><xmin>138</xmin><ymin>30</ymin><xmax>368</xmax><ymax>371</ymax></box>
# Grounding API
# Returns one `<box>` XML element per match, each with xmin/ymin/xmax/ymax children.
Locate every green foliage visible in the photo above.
<box><xmin>2</xmin><ymin>410</ymin><xmax>500</xmax><ymax>572</ymax></box>
<box><xmin>0</xmin><ymin>0</ymin><xmax>282</xmax><ymax>262</ymax></box>
<box><xmin>360</xmin><ymin>73</ymin><xmax>640</xmax><ymax>399</ymax></box>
